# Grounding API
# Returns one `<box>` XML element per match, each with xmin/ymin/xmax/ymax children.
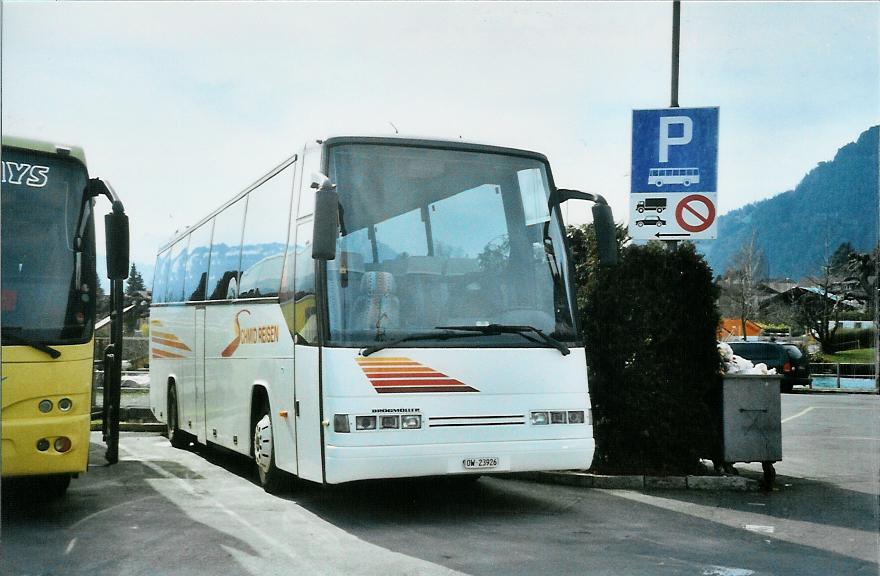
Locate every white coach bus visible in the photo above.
<box><xmin>150</xmin><ymin>137</ymin><xmax>617</xmax><ymax>492</ymax></box>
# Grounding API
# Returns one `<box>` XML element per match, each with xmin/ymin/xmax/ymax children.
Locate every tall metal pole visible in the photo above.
<box><xmin>667</xmin><ymin>0</ymin><xmax>681</xmax><ymax>251</ymax></box>
<box><xmin>671</xmin><ymin>0</ymin><xmax>681</xmax><ymax>109</ymax></box>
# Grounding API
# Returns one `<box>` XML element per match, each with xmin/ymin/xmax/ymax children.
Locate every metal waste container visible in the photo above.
<box><xmin>721</xmin><ymin>374</ymin><xmax>782</xmax><ymax>487</ymax></box>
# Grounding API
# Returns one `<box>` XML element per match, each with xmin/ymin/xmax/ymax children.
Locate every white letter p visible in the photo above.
<box><xmin>659</xmin><ymin>116</ymin><xmax>692</xmax><ymax>163</ymax></box>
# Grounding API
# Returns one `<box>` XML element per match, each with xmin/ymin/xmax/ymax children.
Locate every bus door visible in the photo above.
<box><xmin>194</xmin><ymin>305</ymin><xmax>208</xmax><ymax>443</ymax></box>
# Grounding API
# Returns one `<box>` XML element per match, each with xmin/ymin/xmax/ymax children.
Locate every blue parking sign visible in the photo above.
<box><xmin>631</xmin><ymin>107</ymin><xmax>718</xmax><ymax>194</ymax></box>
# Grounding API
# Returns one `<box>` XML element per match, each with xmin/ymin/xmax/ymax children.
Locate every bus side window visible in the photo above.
<box><xmin>238</xmin><ymin>163</ymin><xmax>295</xmax><ymax>299</ymax></box>
<box><xmin>282</xmin><ymin>219</ymin><xmax>316</xmax><ymax>344</ymax></box>
<box><xmin>297</xmin><ymin>146</ymin><xmax>320</xmax><ymax>218</ymax></box>
<box><xmin>153</xmin><ymin>249</ymin><xmax>170</xmax><ymax>304</ymax></box>
<box><xmin>184</xmin><ymin>221</ymin><xmax>213</xmax><ymax>302</ymax></box>
<box><xmin>165</xmin><ymin>237</ymin><xmax>189</xmax><ymax>303</ymax></box>
<box><xmin>207</xmin><ymin>199</ymin><xmax>246</xmax><ymax>300</ymax></box>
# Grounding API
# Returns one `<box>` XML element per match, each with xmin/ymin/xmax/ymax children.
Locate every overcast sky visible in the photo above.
<box><xmin>3</xmin><ymin>1</ymin><xmax>878</xmax><ymax>280</ymax></box>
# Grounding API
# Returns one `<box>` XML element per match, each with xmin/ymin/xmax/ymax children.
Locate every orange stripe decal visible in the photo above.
<box><xmin>151</xmin><ymin>337</ymin><xmax>192</xmax><ymax>351</ymax></box>
<box><xmin>356</xmin><ymin>357</ymin><xmax>478</xmax><ymax>394</ymax></box>
<box><xmin>152</xmin><ymin>348</ymin><xmax>186</xmax><ymax>359</ymax></box>
<box><xmin>151</xmin><ymin>330</ymin><xmax>181</xmax><ymax>341</ymax></box>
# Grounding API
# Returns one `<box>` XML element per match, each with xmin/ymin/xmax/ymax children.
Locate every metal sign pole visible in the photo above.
<box><xmin>671</xmin><ymin>0</ymin><xmax>681</xmax><ymax>109</ymax></box>
<box><xmin>667</xmin><ymin>0</ymin><xmax>681</xmax><ymax>251</ymax></box>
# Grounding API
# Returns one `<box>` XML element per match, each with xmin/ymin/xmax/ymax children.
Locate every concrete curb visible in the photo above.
<box><xmin>504</xmin><ymin>470</ymin><xmax>761</xmax><ymax>491</ymax></box>
<box><xmin>790</xmin><ymin>388</ymin><xmax>878</xmax><ymax>395</ymax></box>
<box><xmin>91</xmin><ymin>422</ymin><xmax>166</xmax><ymax>433</ymax></box>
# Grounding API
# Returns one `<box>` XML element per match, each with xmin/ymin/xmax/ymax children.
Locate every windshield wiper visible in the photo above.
<box><xmin>436</xmin><ymin>324</ymin><xmax>570</xmax><ymax>356</ymax></box>
<box><xmin>361</xmin><ymin>330</ymin><xmax>487</xmax><ymax>357</ymax></box>
<box><xmin>0</xmin><ymin>328</ymin><xmax>61</xmax><ymax>359</ymax></box>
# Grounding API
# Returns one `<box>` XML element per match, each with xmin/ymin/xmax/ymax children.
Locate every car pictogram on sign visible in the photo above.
<box><xmin>636</xmin><ymin>216</ymin><xmax>666</xmax><ymax>227</ymax></box>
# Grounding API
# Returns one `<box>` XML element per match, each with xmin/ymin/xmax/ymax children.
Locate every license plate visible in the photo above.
<box><xmin>463</xmin><ymin>457</ymin><xmax>498</xmax><ymax>469</ymax></box>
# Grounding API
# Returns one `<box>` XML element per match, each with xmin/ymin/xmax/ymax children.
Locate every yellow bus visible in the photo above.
<box><xmin>1</xmin><ymin>136</ymin><xmax>129</xmax><ymax>497</ymax></box>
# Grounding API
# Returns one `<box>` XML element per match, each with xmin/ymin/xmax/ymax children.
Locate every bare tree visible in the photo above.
<box><xmin>722</xmin><ymin>232</ymin><xmax>766</xmax><ymax>339</ymax></box>
<box><xmin>798</xmin><ymin>264</ymin><xmax>848</xmax><ymax>353</ymax></box>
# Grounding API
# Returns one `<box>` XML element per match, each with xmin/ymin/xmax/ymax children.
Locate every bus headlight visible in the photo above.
<box><xmin>355</xmin><ymin>416</ymin><xmax>377</xmax><ymax>431</ymax></box>
<box><xmin>37</xmin><ymin>438</ymin><xmax>50</xmax><ymax>451</ymax></box>
<box><xmin>550</xmin><ymin>411</ymin><xmax>567</xmax><ymax>424</ymax></box>
<box><xmin>58</xmin><ymin>398</ymin><xmax>73</xmax><ymax>412</ymax></box>
<box><xmin>333</xmin><ymin>414</ymin><xmax>350</xmax><ymax>433</ymax></box>
<box><xmin>380</xmin><ymin>416</ymin><xmax>400</xmax><ymax>429</ymax></box>
<box><xmin>39</xmin><ymin>399</ymin><xmax>53</xmax><ymax>413</ymax></box>
<box><xmin>567</xmin><ymin>411</ymin><xmax>585</xmax><ymax>424</ymax></box>
<box><xmin>54</xmin><ymin>437</ymin><xmax>72</xmax><ymax>452</ymax></box>
<box><xmin>401</xmin><ymin>415</ymin><xmax>421</xmax><ymax>429</ymax></box>
<box><xmin>530</xmin><ymin>411</ymin><xmax>549</xmax><ymax>425</ymax></box>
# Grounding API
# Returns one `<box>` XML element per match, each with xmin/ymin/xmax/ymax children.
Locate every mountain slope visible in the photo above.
<box><xmin>699</xmin><ymin>125</ymin><xmax>879</xmax><ymax>279</ymax></box>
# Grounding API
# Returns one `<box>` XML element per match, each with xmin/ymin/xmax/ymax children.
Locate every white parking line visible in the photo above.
<box><xmin>604</xmin><ymin>490</ymin><xmax>877</xmax><ymax>563</ymax></box>
<box><xmin>117</xmin><ymin>444</ymin><xmax>312</xmax><ymax>569</ymax></box>
<box><xmin>781</xmin><ymin>406</ymin><xmax>814</xmax><ymax>423</ymax></box>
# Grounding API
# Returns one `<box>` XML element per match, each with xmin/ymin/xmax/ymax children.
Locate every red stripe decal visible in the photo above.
<box><xmin>375</xmin><ymin>386</ymin><xmax>479</xmax><ymax>394</ymax></box>
<box><xmin>367</xmin><ymin>378</ymin><xmax>466</xmax><ymax>387</ymax></box>
<box><xmin>357</xmin><ymin>356</ymin><xmax>478</xmax><ymax>393</ymax></box>
<box><xmin>366</xmin><ymin>373</ymin><xmax>448</xmax><ymax>379</ymax></box>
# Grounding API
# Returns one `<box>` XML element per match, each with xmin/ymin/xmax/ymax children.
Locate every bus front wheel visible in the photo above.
<box><xmin>41</xmin><ymin>474</ymin><xmax>71</xmax><ymax>499</ymax></box>
<box><xmin>253</xmin><ymin>402</ymin><xmax>285</xmax><ymax>494</ymax></box>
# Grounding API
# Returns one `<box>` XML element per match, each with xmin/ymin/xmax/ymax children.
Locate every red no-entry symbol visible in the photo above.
<box><xmin>675</xmin><ymin>194</ymin><xmax>715</xmax><ymax>233</ymax></box>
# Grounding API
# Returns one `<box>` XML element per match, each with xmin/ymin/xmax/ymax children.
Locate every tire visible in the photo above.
<box><xmin>656</xmin><ymin>207</ymin><xmax>664</xmax><ymax>213</ymax></box>
<box><xmin>683</xmin><ymin>180</ymin><xmax>690</xmax><ymax>186</ymax></box>
<box><xmin>637</xmin><ymin>206</ymin><xmax>645</xmax><ymax>213</ymax></box>
<box><xmin>762</xmin><ymin>462</ymin><xmax>776</xmax><ymax>490</ymax></box>
<box><xmin>637</xmin><ymin>221</ymin><xmax>644</xmax><ymax>227</ymax></box>
<box><xmin>655</xmin><ymin>181</ymin><xmax>663</xmax><ymax>187</ymax></box>
<box><xmin>656</xmin><ymin>221</ymin><xmax>664</xmax><ymax>227</ymax></box>
<box><xmin>253</xmin><ymin>401</ymin><xmax>285</xmax><ymax>494</ymax></box>
<box><xmin>41</xmin><ymin>474</ymin><xmax>71</xmax><ymax>500</ymax></box>
<box><xmin>167</xmin><ymin>385</ymin><xmax>189</xmax><ymax>449</ymax></box>
<box><xmin>781</xmin><ymin>381</ymin><xmax>794</xmax><ymax>394</ymax></box>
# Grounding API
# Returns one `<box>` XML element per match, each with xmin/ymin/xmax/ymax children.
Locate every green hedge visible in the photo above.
<box><xmin>827</xmin><ymin>327</ymin><xmax>876</xmax><ymax>351</ymax></box>
<box><xmin>579</xmin><ymin>240</ymin><xmax>722</xmax><ymax>474</ymax></box>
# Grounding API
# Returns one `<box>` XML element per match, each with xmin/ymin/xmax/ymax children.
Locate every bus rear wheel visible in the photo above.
<box><xmin>167</xmin><ymin>385</ymin><xmax>189</xmax><ymax>449</ymax></box>
<box><xmin>253</xmin><ymin>402</ymin><xmax>285</xmax><ymax>494</ymax></box>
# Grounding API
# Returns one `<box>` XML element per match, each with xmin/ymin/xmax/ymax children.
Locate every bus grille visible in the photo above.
<box><xmin>428</xmin><ymin>414</ymin><xmax>525</xmax><ymax>428</ymax></box>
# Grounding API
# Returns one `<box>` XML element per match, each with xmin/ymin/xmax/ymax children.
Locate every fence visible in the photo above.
<box><xmin>808</xmin><ymin>363</ymin><xmax>878</xmax><ymax>393</ymax></box>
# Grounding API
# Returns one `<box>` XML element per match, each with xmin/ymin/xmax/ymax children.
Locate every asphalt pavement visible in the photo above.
<box><xmin>0</xmin><ymin>393</ymin><xmax>877</xmax><ymax>576</ymax></box>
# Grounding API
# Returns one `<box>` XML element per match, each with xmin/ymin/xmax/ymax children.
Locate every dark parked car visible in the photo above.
<box><xmin>727</xmin><ymin>341</ymin><xmax>811</xmax><ymax>393</ymax></box>
<box><xmin>781</xmin><ymin>344</ymin><xmax>812</xmax><ymax>389</ymax></box>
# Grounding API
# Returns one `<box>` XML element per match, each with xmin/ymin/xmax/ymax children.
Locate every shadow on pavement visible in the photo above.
<box><xmin>0</xmin><ymin>441</ymin><xmax>258</xmax><ymax>576</ymax></box>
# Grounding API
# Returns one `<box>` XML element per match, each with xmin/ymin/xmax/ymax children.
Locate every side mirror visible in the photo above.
<box><xmin>553</xmin><ymin>188</ymin><xmax>618</xmax><ymax>267</ymax></box>
<box><xmin>105</xmin><ymin>205</ymin><xmax>130</xmax><ymax>280</ymax></box>
<box><xmin>311</xmin><ymin>173</ymin><xmax>339</xmax><ymax>261</ymax></box>
<box><xmin>591</xmin><ymin>203</ymin><xmax>618</xmax><ymax>267</ymax></box>
<box><xmin>88</xmin><ymin>178</ymin><xmax>130</xmax><ymax>279</ymax></box>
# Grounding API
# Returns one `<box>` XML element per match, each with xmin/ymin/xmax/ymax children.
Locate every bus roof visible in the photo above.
<box><xmin>1</xmin><ymin>135</ymin><xmax>88</xmax><ymax>166</ymax></box>
<box><xmin>321</xmin><ymin>135</ymin><xmax>549</xmax><ymax>163</ymax></box>
<box><xmin>157</xmin><ymin>135</ymin><xmax>552</xmax><ymax>253</ymax></box>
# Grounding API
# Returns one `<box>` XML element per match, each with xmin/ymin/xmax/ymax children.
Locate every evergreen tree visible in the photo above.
<box><xmin>124</xmin><ymin>264</ymin><xmax>147</xmax><ymax>334</ymax></box>
<box><xmin>125</xmin><ymin>264</ymin><xmax>146</xmax><ymax>297</ymax></box>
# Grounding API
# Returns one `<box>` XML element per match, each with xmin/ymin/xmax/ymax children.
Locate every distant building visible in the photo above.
<box><xmin>829</xmin><ymin>320</ymin><xmax>876</xmax><ymax>330</ymax></box>
<box><xmin>718</xmin><ymin>318</ymin><xmax>763</xmax><ymax>341</ymax></box>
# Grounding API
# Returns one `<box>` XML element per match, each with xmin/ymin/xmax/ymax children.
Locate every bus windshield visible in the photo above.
<box><xmin>1</xmin><ymin>148</ymin><xmax>92</xmax><ymax>344</ymax></box>
<box><xmin>326</xmin><ymin>143</ymin><xmax>577</xmax><ymax>348</ymax></box>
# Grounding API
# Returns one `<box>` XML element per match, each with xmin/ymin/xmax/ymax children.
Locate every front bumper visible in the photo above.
<box><xmin>324</xmin><ymin>436</ymin><xmax>594</xmax><ymax>484</ymax></box>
